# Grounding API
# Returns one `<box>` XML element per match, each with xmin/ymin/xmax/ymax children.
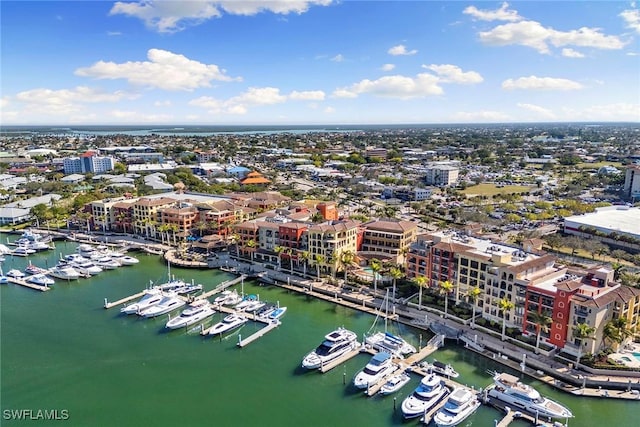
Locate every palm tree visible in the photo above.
<box><xmin>370</xmin><ymin>258</ymin><xmax>382</xmax><ymax>297</ymax></box>
<box><xmin>329</xmin><ymin>252</ymin><xmax>339</xmax><ymax>280</ymax></box>
<box><xmin>528</xmin><ymin>311</ymin><xmax>553</xmax><ymax>353</ymax></box>
<box><xmin>413</xmin><ymin>276</ymin><xmax>428</xmax><ymax>309</ymax></box>
<box><xmin>467</xmin><ymin>286</ymin><xmax>482</xmax><ymax>328</ymax></box>
<box><xmin>286</xmin><ymin>248</ymin><xmax>294</xmax><ymax>274</ymax></box>
<box><xmin>314</xmin><ymin>254</ymin><xmax>325</xmax><ymax>280</ymax></box>
<box><xmin>299</xmin><ymin>250</ymin><xmax>310</xmax><ymax>278</ymax></box>
<box><xmin>246</xmin><ymin>239</ymin><xmax>256</xmax><ymax>263</ymax></box>
<box><xmin>157</xmin><ymin>224</ymin><xmax>170</xmax><ymax>245</ymax></box>
<box><xmin>573</xmin><ymin>323</ymin><xmax>596</xmax><ymax>369</ymax></box>
<box><xmin>438</xmin><ymin>280</ymin><xmax>454</xmax><ymax>318</ymax></box>
<box><xmin>229</xmin><ymin>233</ymin><xmax>240</xmax><ymax>259</ymax></box>
<box><xmin>340</xmin><ymin>250</ymin><xmax>356</xmax><ymax>282</ymax></box>
<box><xmin>167</xmin><ymin>223</ymin><xmax>179</xmax><ymax>246</ymax></box>
<box><xmin>498</xmin><ymin>297</ymin><xmax>515</xmax><ymax>341</ymax></box>
<box><xmin>603</xmin><ymin>318</ymin><xmax>632</xmax><ymax>351</ymax></box>
<box><xmin>274</xmin><ymin>245</ymin><xmax>285</xmax><ymax>271</ymax></box>
<box><xmin>389</xmin><ymin>266</ymin><xmax>403</xmax><ymax>303</ymax></box>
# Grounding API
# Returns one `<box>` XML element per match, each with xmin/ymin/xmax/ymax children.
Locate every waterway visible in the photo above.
<box><xmin>1</xmin><ymin>241</ymin><xmax>638</xmax><ymax>426</ymax></box>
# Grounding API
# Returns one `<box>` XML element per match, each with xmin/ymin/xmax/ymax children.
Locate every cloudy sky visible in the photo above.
<box><xmin>1</xmin><ymin>1</ymin><xmax>639</xmax><ymax>125</ymax></box>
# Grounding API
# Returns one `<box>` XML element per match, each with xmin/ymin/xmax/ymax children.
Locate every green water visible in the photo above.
<box><xmin>1</xmin><ymin>241</ymin><xmax>638</xmax><ymax>426</ymax></box>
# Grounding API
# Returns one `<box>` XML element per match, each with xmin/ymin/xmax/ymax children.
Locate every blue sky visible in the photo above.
<box><xmin>1</xmin><ymin>1</ymin><xmax>639</xmax><ymax>125</ymax></box>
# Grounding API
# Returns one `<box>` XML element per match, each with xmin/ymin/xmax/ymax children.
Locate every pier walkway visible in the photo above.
<box><xmin>104</xmin><ymin>290</ymin><xmax>147</xmax><ymax>309</ymax></box>
<box><xmin>7</xmin><ymin>277</ymin><xmax>50</xmax><ymax>292</ymax></box>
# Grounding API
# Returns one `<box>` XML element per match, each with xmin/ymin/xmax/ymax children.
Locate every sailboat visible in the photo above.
<box><xmin>364</xmin><ymin>289</ymin><xmax>417</xmax><ymax>358</ymax></box>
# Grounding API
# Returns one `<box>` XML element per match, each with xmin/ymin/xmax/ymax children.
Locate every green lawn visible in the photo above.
<box><xmin>575</xmin><ymin>161</ymin><xmax>623</xmax><ymax>169</ymax></box>
<box><xmin>462</xmin><ymin>183</ymin><xmax>535</xmax><ymax>197</ymax></box>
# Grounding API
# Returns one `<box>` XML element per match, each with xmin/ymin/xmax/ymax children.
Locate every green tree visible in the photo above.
<box><xmin>246</xmin><ymin>239</ymin><xmax>257</xmax><ymax>263</ymax></box>
<box><xmin>274</xmin><ymin>245</ymin><xmax>285</xmax><ymax>271</ymax></box>
<box><xmin>414</xmin><ymin>275</ymin><xmax>428</xmax><ymax>309</ymax></box>
<box><xmin>498</xmin><ymin>297</ymin><xmax>515</xmax><ymax>341</ymax></box>
<box><xmin>339</xmin><ymin>250</ymin><xmax>356</xmax><ymax>283</ymax></box>
<box><xmin>467</xmin><ymin>286</ymin><xmax>482</xmax><ymax>328</ymax></box>
<box><xmin>369</xmin><ymin>258</ymin><xmax>382</xmax><ymax>297</ymax></box>
<box><xmin>314</xmin><ymin>254</ymin><xmax>325</xmax><ymax>280</ymax></box>
<box><xmin>528</xmin><ymin>311</ymin><xmax>553</xmax><ymax>353</ymax></box>
<box><xmin>439</xmin><ymin>280</ymin><xmax>454</xmax><ymax>319</ymax></box>
<box><xmin>389</xmin><ymin>266</ymin><xmax>403</xmax><ymax>303</ymax></box>
<box><xmin>573</xmin><ymin>323</ymin><xmax>596</xmax><ymax>369</ymax></box>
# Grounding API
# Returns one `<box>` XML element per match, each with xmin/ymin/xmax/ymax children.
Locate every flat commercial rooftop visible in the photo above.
<box><xmin>564</xmin><ymin>206</ymin><xmax>640</xmax><ymax>238</ymax></box>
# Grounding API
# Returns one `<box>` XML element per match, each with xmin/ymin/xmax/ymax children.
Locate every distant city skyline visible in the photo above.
<box><xmin>1</xmin><ymin>1</ymin><xmax>639</xmax><ymax>125</ymax></box>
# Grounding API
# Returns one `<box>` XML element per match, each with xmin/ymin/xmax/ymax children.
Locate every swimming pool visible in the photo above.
<box><xmin>633</xmin><ymin>352</ymin><xmax>640</xmax><ymax>362</ymax></box>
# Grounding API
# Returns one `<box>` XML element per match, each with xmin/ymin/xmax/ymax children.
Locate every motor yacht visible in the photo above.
<box><xmin>241</xmin><ymin>299</ymin><xmax>266</xmax><ymax>313</ymax></box>
<box><xmin>25</xmin><ymin>262</ymin><xmax>48</xmax><ymax>275</ymax></box>
<box><xmin>6</xmin><ymin>269</ymin><xmax>26</xmax><ymax>278</ymax></box>
<box><xmin>420</xmin><ymin>360</ymin><xmax>460</xmax><ymax>378</ymax></box>
<box><xmin>401</xmin><ymin>373</ymin><xmax>450</xmax><ymax>419</ymax></box>
<box><xmin>208</xmin><ymin>313</ymin><xmax>248</xmax><ymax>335</ymax></box>
<box><xmin>353</xmin><ymin>352</ymin><xmax>397</xmax><ymax>390</ymax></box>
<box><xmin>433</xmin><ymin>387</ymin><xmax>481</xmax><ymax>427</ymax></box>
<box><xmin>109</xmin><ymin>252</ymin><xmax>139</xmax><ymax>265</ymax></box>
<box><xmin>379</xmin><ymin>371</ymin><xmax>412</xmax><ymax>395</ymax></box>
<box><xmin>213</xmin><ymin>289</ymin><xmax>242</xmax><ymax>306</ymax></box>
<box><xmin>47</xmin><ymin>265</ymin><xmax>81</xmax><ymax>280</ymax></box>
<box><xmin>155</xmin><ymin>279</ymin><xmax>189</xmax><ymax>292</ymax></box>
<box><xmin>70</xmin><ymin>259</ymin><xmax>103</xmax><ymax>276</ymax></box>
<box><xmin>234</xmin><ymin>295</ymin><xmax>258</xmax><ymax>311</ymax></box>
<box><xmin>301</xmin><ymin>327</ymin><xmax>359</xmax><ymax>370</ymax></box>
<box><xmin>121</xmin><ymin>290</ymin><xmax>164</xmax><ymax>314</ymax></box>
<box><xmin>139</xmin><ymin>294</ymin><xmax>186</xmax><ymax>318</ymax></box>
<box><xmin>94</xmin><ymin>256</ymin><xmax>121</xmax><ymax>270</ymax></box>
<box><xmin>174</xmin><ymin>283</ymin><xmax>203</xmax><ymax>295</ymax></box>
<box><xmin>26</xmin><ymin>274</ymin><xmax>55</xmax><ymax>287</ymax></box>
<box><xmin>165</xmin><ymin>300</ymin><xmax>215</xmax><ymax>329</ymax></box>
<box><xmin>12</xmin><ymin>246</ymin><xmax>35</xmax><ymax>256</ymax></box>
<box><xmin>365</xmin><ymin>331</ymin><xmax>417</xmax><ymax>359</ymax></box>
<box><xmin>486</xmin><ymin>372</ymin><xmax>573</xmax><ymax>420</ymax></box>
<box><xmin>76</xmin><ymin>244</ymin><xmax>97</xmax><ymax>257</ymax></box>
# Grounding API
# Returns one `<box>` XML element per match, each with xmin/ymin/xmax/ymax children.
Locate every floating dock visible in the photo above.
<box><xmin>364</xmin><ymin>364</ymin><xmax>405</xmax><ymax>396</ymax></box>
<box><xmin>195</xmin><ymin>275</ymin><xmax>247</xmax><ymax>301</ymax></box>
<box><xmin>419</xmin><ymin>394</ymin><xmax>450</xmax><ymax>425</ymax></box>
<box><xmin>237</xmin><ymin>320</ymin><xmax>281</xmax><ymax>347</ymax></box>
<box><xmin>319</xmin><ymin>346</ymin><xmax>362</xmax><ymax>373</ymax></box>
<box><xmin>104</xmin><ymin>290</ymin><xmax>147</xmax><ymax>309</ymax></box>
<box><xmin>6</xmin><ymin>277</ymin><xmax>50</xmax><ymax>292</ymax></box>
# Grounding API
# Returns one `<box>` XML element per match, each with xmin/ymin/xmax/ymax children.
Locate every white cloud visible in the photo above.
<box><xmin>13</xmin><ymin>86</ymin><xmax>135</xmax><ymax>115</ymax></box>
<box><xmin>452</xmin><ymin>110</ymin><xmax>511</xmax><ymax>122</ymax></box>
<box><xmin>627</xmin><ymin>51</ymin><xmax>639</xmax><ymax>56</ymax></box>
<box><xmin>561</xmin><ymin>48</ymin><xmax>585</xmax><ymax>58</ymax></box>
<box><xmin>75</xmin><ymin>49</ymin><xmax>240</xmax><ymax>91</ymax></box>
<box><xmin>333</xmin><ymin>74</ymin><xmax>443</xmax><ymax>99</ymax></box>
<box><xmin>324</xmin><ymin>106</ymin><xmax>335</xmax><ymax>113</ymax></box>
<box><xmin>563</xmin><ymin>103</ymin><xmax>640</xmax><ymax>122</ymax></box>
<box><xmin>388</xmin><ymin>44</ymin><xmax>418</xmax><ymax>56</ymax></box>
<box><xmin>620</xmin><ymin>8</ymin><xmax>640</xmax><ymax>34</ymax></box>
<box><xmin>517</xmin><ymin>103</ymin><xmax>556</xmax><ymax>119</ymax></box>
<box><xmin>502</xmin><ymin>76</ymin><xmax>583</xmax><ymax>91</ymax></box>
<box><xmin>381</xmin><ymin>63</ymin><xmax>395</xmax><ymax>72</ymax></box>
<box><xmin>154</xmin><ymin>100</ymin><xmax>172</xmax><ymax>107</ymax></box>
<box><xmin>110</xmin><ymin>0</ymin><xmax>332</xmax><ymax>33</ymax></box>
<box><xmin>463</xmin><ymin>2</ymin><xmax>521</xmax><ymax>22</ymax></box>
<box><xmin>330</xmin><ymin>54</ymin><xmax>344</xmax><ymax>62</ymax></box>
<box><xmin>0</xmin><ymin>97</ymin><xmax>9</xmax><ymax>108</ymax></box>
<box><xmin>478</xmin><ymin>20</ymin><xmax>626</xmax><ymax>54</ymax></box>
<box><xmin>189</xmin><ymin>86</ymin><xmax>323</xmax><ymax>114</ymax></box>
<box><xmin>422</xmin><ymin>64</ymin><xmax>483</xmax><ymax>84</ymax></box>
<box><xmin>289</xmin><ymin>90</ymin><xmax>326</xmax><ymax>101</ymax></box>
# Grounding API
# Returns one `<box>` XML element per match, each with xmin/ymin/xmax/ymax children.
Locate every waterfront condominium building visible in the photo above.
<box><xmin>132</xmin><ymin>197</ymin><xmax>176</xmax><ymax>238</ymax></box>
<box><xmin>623</xmin><ymin>163</ymin><xmax>640</xmax><ymax>201</ymax></box>
<box><xmin>307</xmin><ymin>220</ymin><xmax>359</xmax><ymax>277</ymax></box>
<box><xmin>360</xmin><ymin>218</ymin><xmax>418</xmax><ymax>265</ymax></box>
<box><xmin>63</xmin><ymin>152</ymin><xmax>115</xmax><ymax>175</ymax></box>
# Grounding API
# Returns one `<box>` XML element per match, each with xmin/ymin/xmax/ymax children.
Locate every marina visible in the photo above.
<box><xmin>1</xmin><ymin>243</ymin><xmax>639</xmax><ymax>426</ymax></box>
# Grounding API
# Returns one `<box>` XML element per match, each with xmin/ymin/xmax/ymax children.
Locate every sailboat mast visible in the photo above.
<box><xmin>384</xmin><ymin>288</ymin><xmax>389</xmax><ymax>333</ymax></box>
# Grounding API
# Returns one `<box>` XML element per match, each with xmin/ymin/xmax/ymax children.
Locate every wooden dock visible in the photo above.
<box><xmin>237</xmin><ymin>320</ymin><xmax>281</xmax><ymax>347</ymax></box>
<box><xmin>319</xmin><ymin>346</ymin><xmax>362</xmax><ymax>373</ymax></box>
<box><xmin>7</xmin><ymin>277</ymin><xmax>50</xmax><ymax>292</ymax></box>
<box><xmin>104</xmin><ymin>290</ymin><xmax>147</xmax><ymax>309</ymax></box>
<box><xmin>404</xmin><ymin>334</ymin><xmax>445</xmax><ymax>365</ymax></box>
<box><xmin>195</xmin><ymin>275</ymin><xmax>247</xmax><ymax>301</ymax></box>
<box><xmin>419</xmin><ymin>395</ymin><xmax>449</xmax><ymax>425</ymax></box>
<box><xmin>364</xmin><ymin>364</ymin><xmax>404</xmax><ymax>396</ymax></box>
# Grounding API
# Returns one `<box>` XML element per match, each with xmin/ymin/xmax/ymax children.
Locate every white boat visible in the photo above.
<box><xmin>365</xmin><ymin>331</ymin><xmax>417</xmax><ymax>358</ymax></box>
<box><xmin>486</xmin><ymin>372</ymin><xmax>573</xmax><ymax>419</ymax></box>
<box><xmin>214</xmin><ymin>289</ymin><xmax>242</xmax><ymax>306</ymax></box>
<box><xmin>234</xmin><ymin>295</ymin><xmax>259</xmax><ymax>311</ymax></box>
<box><xmin>94</xmin><ymin>256</ymin><xmax>121</xmax><ymax>270</ymax></box>
<box><xmin>174</xmin><ymin>283</ymin><xmax>203</xmax><ymax>295</ymax></box>
<box><xmin>401</xmin><ymin>373</ymin><xmax>450</xmax><ymax>419</ymax></box>
<box><xmin>6</xmin><ymin>269</ymin><xmax>26</xmax><ymax>278</ymax></box>
<box><xmin>0</xmin><ymin>265</ymin><xmax>8</xmax><ymax>284</ymax></box>
<box><xmin>26</xmin><ymin>274</ymin><xmax>55</xmax><ymax>286</ymax></box>
<box><xmin>267</xmin><ymin>306</ymin><xmax>287</xmax><ymax>321</ymax></box>
<box><xmin>110</xmin><ymin>252</ymin><xmax>139</xmax><ymax>265</ymax></box>
<box><xmin>47</xmin><ymin>265</ymin><xmax>81</xmax><ymax>280</ymax></box>
<box><xmin>420</xmin><ymin>360</ymin><xmax>460</xmax><ymax>378</ymax></box>
<box><xmin>155</xmin><ymin>279</ymin><xmax>188</xmax><ymax>292</ymax></box>
<box><xmin>140</xmin><ymin>294</ymin><xmax>186</xmax><ymax>318</ymax></box>
<box><xmin>70</xmin><ymin>259</ymin><xmax>103</xmax><ymax>276</ymax></box>
<box><xmin>25</xmin><ymin>262</ymin><xmax>48</xmax><ymax>275</ymax></box>
<box><xmin>121</xmin><ymin>289</ymin><xmax>164</xmax><ymax>315</ymax></box>
<box><xmin>241</xmin><ymin>300</ymin><xmax>266</xmax><ymax>313</ymax></box>
<box><xmin>353</xmin><ymin>352</ymin><xmax>397</xmax><ymax>390</ymax></box>
<box><xmin>0</xmin><ymin>243</ymin><xmax>12</xmax><ymax>255</ymax></box>
<box><xmin>208</xmin><ymin>313</ymin><xmax>248</xmax><ymax>335</ymax></box>
<box><xmin>12</xmin><ymin>246</ymin><xmax>35</xmax><ymax>256</ymax></box>
<box><xmin>301</xmin><ymin>327</ymin><xmax>359</xmax><ymax>370</ymax></box>
<box><xmin>76</xmin><ymin>244</ymin><xmax>96</xmax><ymax>257</ymax></box>
<box><xmin>165</xmin><ymin>300</ymin><xmax>215</xmax><ymax>329</ymax></box>
<box><xmin>15</xmin><ymin>230</ymin><xmax>52</xmax><ymax>251</ymax></box>
<box><xmin>379</xmin><ymin>371</ymin><xmax>412</xmax><ymax>395</ymax></box>
<box><xmin>433</xmin><ymin>387</ymin><xmax>481</xmax><ymax>427</ymax></box>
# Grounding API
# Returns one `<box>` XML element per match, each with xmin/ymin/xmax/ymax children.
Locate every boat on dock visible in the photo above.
<box><xmin>47</xmin><ymin>265</ymin><xmax>81</xmax><ymax>280</ymax></box>
<box><xmin>25</xmin><ymin>262</ymin><xmax>49</xmax><ymax>275</ymax></box>
<box><xmin>12</xmin><ymin>246</ymin><xmax>35</xmax><ymax>256</ymax></box>
<box><xmin>267</xmin><ymin>306</ymin><xmax>287</xmax><ymax>321</ymax></box>
<box><xmin>433</xmin><ymin>387</ymin><xmax>481</xmax><ymax>427</ymax></box>
<box><xmin>6</xmin><ymin>269</ymin><xmax>25</xmax><ymax>278</ymax></box>
<box><xmin>213</xmin><ymin>289</ymin><xmax>242</xmax><ymax>306</ymax></box>
<box><xmin>26</xmin><ymin>274</ymin><xmax>55</xmax><ymax>287</ymax></box>
<box><xmin>401</xmin><ymin>373</ymin><xmax>450</xmax><ymax>419</ymax></box>
<box><xmin>208</xmin><ymin>313</ymin><xmax>248</xmax><ymax>335</ymax></box>
<box><xmin>485</xmin><ymin>372</ymin><xmax>573</xmax><ymax>420</ymax></box>
<box><xmin>121</xmin><ymin>289</ymin><xmax>164</xmax><ymax>314</ymax></box>
<box><xmin>379</xmin><ymin>371</ymin><xmax>412</xmax><ymax>395</ymax></box>
<box><xmin>139</xmin><ymin>294</ymin><xmax>186</xmax><ymax>318</ymax></box>
<box><xmin>420</xmin><ymin>360</ymin><xmax>460</xmax><ymax>378</ymax></box>
<box><xmin>365</xmin><ymin>289</ymin><xmax>416</xmax><ymax>358</ymax></box>
<box><xmin>301</xmin><ymin>327</ymin><xmax>359</xmax><ymax>370</ymax></box>
<box><xmin>109</xmin><ymin>252</ymin><xmax>139</xmax><ymax>266</ymax></box>
<box><xmin>165</xmin><ymin>300</ymin><xmax>215</xmax><ymax>329</ymax></box>
<box><xmin>353</xmin><ymin>352</ymin><xmax>396</xmax><ymax>390</ymax></box>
